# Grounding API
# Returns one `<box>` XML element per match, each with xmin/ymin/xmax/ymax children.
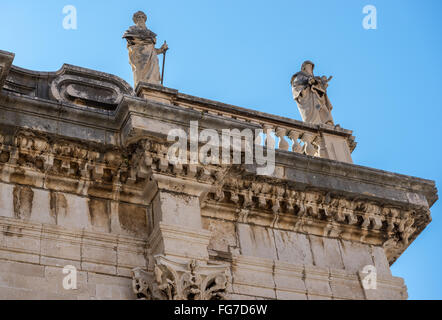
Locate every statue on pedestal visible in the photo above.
<box><xmin>291</xmin><ymin>61</ymin><xmax>334</xmax><ymax>125</ymax></box>
<box><xmin>123</xmin><ymin>11</ymin><xmax>168</xmax><ymax>87</ymax></box>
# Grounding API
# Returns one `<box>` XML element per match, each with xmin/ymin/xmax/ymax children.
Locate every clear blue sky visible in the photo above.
<box><xmin>1</xmin><ymin>0</ymin><xmax>441</xmax><ymax>299</ymax></box>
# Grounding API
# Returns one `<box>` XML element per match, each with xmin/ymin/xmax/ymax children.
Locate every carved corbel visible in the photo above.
<box><xmin>242</xmin><ymin>190</ymin><xmax>253</xmax><ymax>209</ymax></box>
<box><xmin>334</xmin><ymin>198</ymin><xmax>348</xmax><ymax>222</ymax></box>
<box><xmin>294</xmin><ymin>192</ymin><xmax>306</xmax><ymax>217</ymax></box>
<box><xmin>230</xmin><ymin>191</ymin><xmax>240</xmax><ymax>205</ymax></box>
<box><xmin>304</xmin><ymin>191</ymin><xmax>321</xmax><ymax>218</ymax></box>
<box><xmin>214</xmin><ymin>186</ymin><xmax>225</xmax><ymax>202</ymax></box>
<box><xmin>258</xmin><ymin>195</ymin><xmax>267</xmax><ymax>209</ymax></box>
<box><xmin>285</xmin><ymin>198</ymin><xmax>294</xmax><ymax>214</ymax></box>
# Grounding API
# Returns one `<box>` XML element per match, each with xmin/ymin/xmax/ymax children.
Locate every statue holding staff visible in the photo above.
<box><xmin>123</xmin><ymin>11</ymin><xmax>168</xmax><ymax>86</ymax></box>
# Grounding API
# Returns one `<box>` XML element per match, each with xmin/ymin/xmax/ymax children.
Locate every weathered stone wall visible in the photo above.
<box><xmin>202</xmin><ymin>213</ymin><xmax>407</xmax><ymax>300</ymax></box>
<box><xmin>0</xmin><ymin>182</ymin><xmax>147</xmax><ymax>299</ymax></box>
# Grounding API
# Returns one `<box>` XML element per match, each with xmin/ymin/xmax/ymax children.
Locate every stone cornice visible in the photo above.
<box><xmin>0</xmin><ymin>127</ymin><xmax>436</xmax><ymax>199</ymax></box>
<box><xmin>0</xmin><ymin>127</ymin><xmax>436</xmax><ymax>209</ymax></box>
<box><xmin>273</xmin><ymin>150</ymin><xmax>438</xmax><ymax>207</ymax></box>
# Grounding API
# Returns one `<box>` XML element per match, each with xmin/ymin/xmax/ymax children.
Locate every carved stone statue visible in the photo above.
<box><xmin>123</xmin><ymin>11</ymin><xmax>168</xmax><ymax>87</ymax></box>
<box><xmin>291</xmin><ymin>61</ymin><xmax>334</xmax><ymax>125</ymax></box>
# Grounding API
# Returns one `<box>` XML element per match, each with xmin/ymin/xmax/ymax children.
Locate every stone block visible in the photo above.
<box><xmin>309</xmin><ymin>235</ymin><xmax>344</xmax><ymax>270</ymax></box>
<box><xmin>42</xmin><ymin>265</ymin><xmax>94</xmax><ymax>299</ymax></box>
<box><xmin>274</xmin><ymin>261</ymin><xmax>307</xmax><ymax>300</ymax></box>
<box><xmin>117</xmin><ymin>202</ymin><xmax>147</xmax><ymax>238</ymax></box>
<box><xmin>88</xmin><ymin>272</ymin><xmax>133</xmax><ymax>300</ymax></box>
<box><xmin>202</xmin><ymin>217</ymin><xmax>237</xmax><ymax>253</ymax></box>
<box><xmin>88</xmin><ymin>198</ymin><xmax>111</xmax><ymax>233</ymax></box>
<box><xmin>225</xmin><ymin>293</ymin><xmax>260</xmax><ymax>300</ymax></box>
<box><xmin>329</xmin><ymin>269</ymin><xmax>365</xmax><ymax>300</ymax></box>
<box><xmin>237</xmin><ymin>224</ymin><xmax>277</xmax><ymax>260</ymax></box>
<box><xmin>304</xmin><ymin>265</ymin><xmax>332</xmax><ymax>299</ymax></box>
<box><xmin>276</xmin><ymin>290</ymin><xmax>307</xmax><ymax>300</ymax></box>
<box><xmin>0</xmin><ymin>260</ymin><xmax>46</xmax><ymax>294</ymax></box>
<box><xmin>116</xmin><ymin>243</ymin><xmax>147</xmax><ymax>270</ymax></box>
<box><xmin>273</xmin><ymin>230</ymin><xmax>313</xmax><ymax>265</ymax></box>
<box><xmin>0</xmin><ymin>286</ymin><xmax>35</xmax><ymax>300</ymax></box>
<box><xmin>56</xmin><ymin>193</ymin><xmax>90</xmax><ymax>231</ymax></box>
<box><xmin>81</xmin><ymin>262</ymin><xmax>117</xmax><ymax>275</ymax></box>
<box><xmin>370</xmin><ymin>245</ymin><xmax>392</xmax><ymax>276</ymax></box>
<box><xmin>152</xmin><ymin>191</ymin><xmax>202</xmax><ymax>229</ymax></box>
<box><xmin>82</xmin><ymin>239</ymin><xmax>117</xmax><ymax>267</ymax></box>
<box><xmin>0</xmin><ymin>248</ymin><xmax>39</xmax><ymax>264</ymax></box>
<box><xmin>361</xmin><ymin>275</ymin><xmax>407</xmax><ymax>300</ymax></box>
<box><xmin>149</xmin><ymin>222</ymin><xmax>211</xmax><ymax>260</ymax></box>
<box><xmin>0</xmin><ymin>259</ymin><xmax>45</xmax><ymax>277</ymax></box>
<box><xmin>231</xmin><ymin>255</ymin><xmax>276</xmax><ymax>299</ymax></box>
<box><xmin>1</xmin><ymin>223</ymin><xmax>41</xmax><ymax>259</ymax></box>
<box><xmin>322</xmin><ymin>133</ymin><xmax>353</xmax><ymax>163</ymax></box>
<box><xmin>339</xmin><ymin>239</ymin><xmax>374</xmax><ymax>274</ymax></box>
<box><xmin>40</xmin><ymin>228</ymin><xmax>82</xmax><ymax>263</ymax></box>
<box><xmin>40</xmin><ymin>256</ymin><xmax>81</xmax><ymax>269</ymax></box>
<box><xmin>0</xmin><ymin>183</ymin><xmax>14</xmax><ymax>218</ymax></box>
<box><xmin>30</xmin><ymin>188</ymin><xmax>54</xmax><ymax>224</ymax></box>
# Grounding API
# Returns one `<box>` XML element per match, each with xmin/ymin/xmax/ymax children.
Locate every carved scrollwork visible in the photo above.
<box><xmin>50</xmin><ymin>65</ymin><xmax>133</xmax><ymax>111</ymax></box>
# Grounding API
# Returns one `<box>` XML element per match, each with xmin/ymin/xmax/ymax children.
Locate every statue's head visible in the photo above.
<box><xmin>133</xmin><ymin>11</ymin><xmax>147</xmax><ymax>27</ymax></box>
<box><xmin>301</xmin><ymin>61</ymin><xmax>315</xmax><ymax>75</ymax></box>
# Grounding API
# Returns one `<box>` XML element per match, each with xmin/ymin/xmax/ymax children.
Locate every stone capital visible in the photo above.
<box><xmin>132</xmin><ymin>254</ymin><xmax>230</xmax><ymax>300</ymax></box>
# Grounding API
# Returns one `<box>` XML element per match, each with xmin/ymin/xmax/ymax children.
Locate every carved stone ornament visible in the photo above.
<box><xmin>50</xmin><ymin>64</ymin><xmax>133</xmax><ymax>111</ymax></box>
<box><xmin>291</xmin><ymin>60</ymin><xmax>334</xmax><ymax>125</ymax></box>
<box><xmin>132</xmin><ymin>255</ymin><xmax>230</xmax><ymax>300</ymax></box>
<box><xmin>123</xmin><ymin>11</ymin><xmax>168</xmax><ymax>87</ymax></box>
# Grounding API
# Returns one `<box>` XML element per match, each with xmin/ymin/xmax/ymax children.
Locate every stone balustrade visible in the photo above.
<box><xmin>136</xmin><ymin>82</ymin><xmax>356</xmax><ymax>164</ymax></box>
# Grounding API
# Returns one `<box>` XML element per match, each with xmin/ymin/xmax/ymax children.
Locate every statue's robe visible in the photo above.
<box><xmin>123</xmin><ymin>26</ymin><xmax>161</xmax><ymax>86</ymax></box>
<box><xmin>291</xmin><ymin>71</ymin><xmax>334</xmax><ymax>125</ymax></box>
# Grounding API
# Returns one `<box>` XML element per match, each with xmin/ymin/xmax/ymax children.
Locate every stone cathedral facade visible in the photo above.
<box><xmin>0</xmin><ymin>43</ymin><xmax>438</xmax><ymax>300</ymax></box>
